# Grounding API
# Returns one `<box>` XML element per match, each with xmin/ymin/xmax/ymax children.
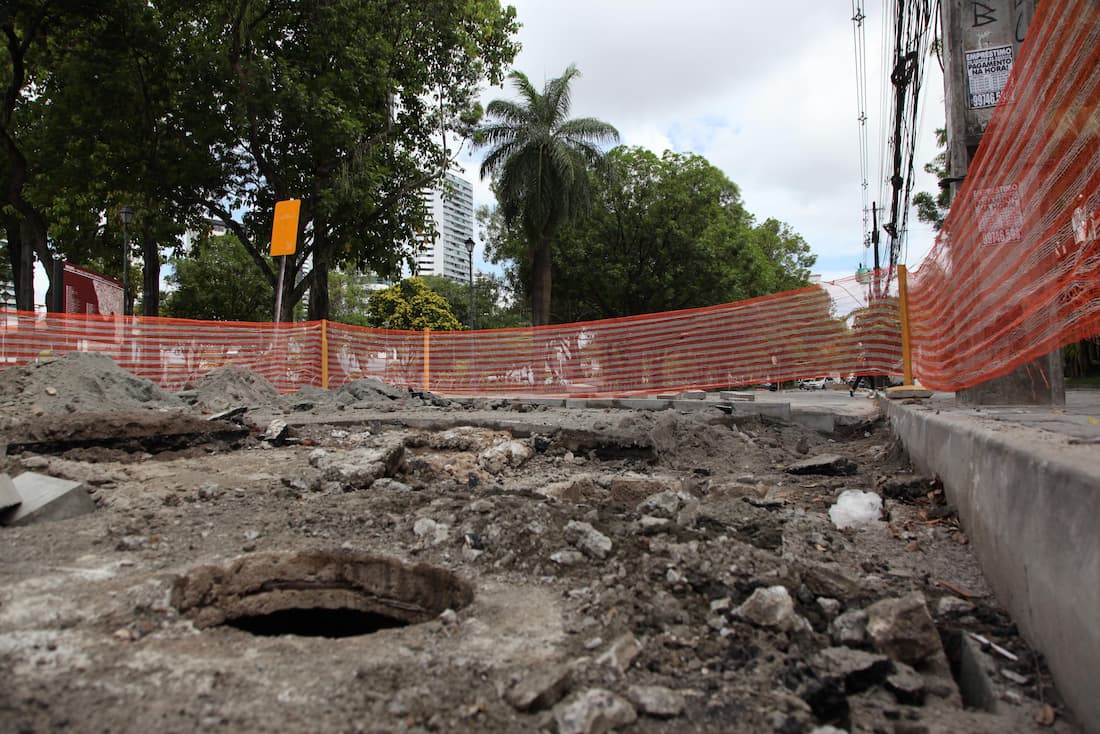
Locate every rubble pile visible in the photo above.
<box><xmin>0</xmin><ymin>354</ymin><xmax>1075</xmax><ymax>733</ymax></box>
<box><xmin>0</xmin><ymin>352</ymin><xmax>184</xmax><ymax>419</ymax></box>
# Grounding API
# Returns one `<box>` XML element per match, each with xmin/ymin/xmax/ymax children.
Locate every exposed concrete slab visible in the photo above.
<box><xmin>880</xmin><ymin>397</ymin><xmax>1100</xmax><ymax>733</ymax></box>
<box><xmin>612</xmin><ymin>398</ymin><xmax>671</xmax><ymax>411</ymax></box>
<box><xmin>790</xmin><ymin>410</ymin><xmax>835</xmax><ymax>433</ymax></box>
<box><xmin>731</xmin><ymin>402</ymin><xmax>792</xmax><ymax>422</ymax></box>
<box><xmin>719</xmin><ymin>391</ymin><xmax>755</xmax><ymax>402</ymax></box>
<box><xmin>0</xmin><ymin>474</ymin><xmax>20</xmax><ymax>512</ymax></box>
<box><xmin>667</xmin><ymin>399</ymin><xmax>727</xmax><ymax>413</ymax></box>
<box><xmin>0</xmin><ymin>472</ymin><xmax>96</xmax><ymax>527</ymax></box>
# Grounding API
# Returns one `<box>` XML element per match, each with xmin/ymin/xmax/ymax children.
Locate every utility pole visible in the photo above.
<box><xmin>940</xmin><ymin>0</ymin><xmax>1063</xmax><ymax>405</ymax></box>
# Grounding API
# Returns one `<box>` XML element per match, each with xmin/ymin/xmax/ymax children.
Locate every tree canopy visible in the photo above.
<box><xmin>162</xmin><ymin>234</ymin><xmax>272</xmax><ymax>322</ymax></box>
<box><xmin>482</xmin><ymin>146</ymin><xmax>816</xmax><ymax>323</ymax></box>
<box><xmin>476</xmin><ymin>64</ymin><xmax>619</xmax><ymax>325</ymax></box>
<box><xmin>366</xmin><ymin>277</ymin><xmax>461</xmax><ymax>331</ymax></box>
<box><xmin>420</xmin><ymin>273</ymin><xmax>527</xmax><ymax>330</ymax></box>
<box><xmin>2</xmin><ymin>1</ymin><xmax>519</xmax><ymax>318</ymax></box>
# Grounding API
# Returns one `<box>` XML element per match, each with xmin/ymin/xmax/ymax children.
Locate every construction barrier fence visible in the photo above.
<box><xmin>0</xmin><ymin>0</ymin><xmax>1095</xmax><ymax>397</ymax></box>
<box><xmin>906</xmin><ymin>0</ymin><xmax>1100</xmax><ymax>391</ymax></box>
<box><xmin>0</xmin><ymin>271</ymin><xmax>901</xmax><ymax>396</ymax></box>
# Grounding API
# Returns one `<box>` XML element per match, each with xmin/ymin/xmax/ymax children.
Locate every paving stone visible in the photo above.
<box><xmin>719</xmin><ymin>391</ymin><xmax>755</xmax><ymax>402</ymax></box>
<box><xmin>1</xmin><ymin>472</ymin><xmax>95</xmax><ymax>526</ymax></box>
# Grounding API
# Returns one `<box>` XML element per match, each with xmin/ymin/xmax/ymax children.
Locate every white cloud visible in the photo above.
<box><xmin>461</xmin><ymin>0</ymin><xmax>946</xmax><ymax>279</ymax></box>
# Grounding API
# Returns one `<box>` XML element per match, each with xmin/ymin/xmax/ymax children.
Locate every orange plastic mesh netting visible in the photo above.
<box><xmin>1</xmin><ymin>273</ymin><xmax>901</xmax><ymax>398</ymax></box>
<box><xmin>321</xmin><ymin>273</ymin><xmax>901</xmax><ymax>396</ymax></box>
<box><xmin>907</xmin><ymin>0</ymin><xmax>1100</xmax><ymax>391</ymax></box>
<box><xmin>0</xmin><ymin>311</ymin><xmax>321</xmax><ymax>393</ymax></box>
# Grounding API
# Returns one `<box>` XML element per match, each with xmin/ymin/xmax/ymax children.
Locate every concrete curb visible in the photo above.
<box><xmin>880</xmin><ymin>397</ymin><xmax>1100</xmax><ymax>734</ymax></box>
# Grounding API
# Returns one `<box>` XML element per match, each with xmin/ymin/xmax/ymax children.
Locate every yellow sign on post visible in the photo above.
<box><xmin>270</xmin><ymin>199</ymin><xmax>301</xmax><ymax>256</ymax></box>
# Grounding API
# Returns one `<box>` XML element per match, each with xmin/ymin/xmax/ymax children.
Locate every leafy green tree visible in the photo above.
<box><xmin>194</xmin><ymin>0</ymin><xmax>519</xmax><ymax>322</ymax></box>
<box><xmin>484</xmin><ymin>146</ymin><xmax>816</xmax><ymax>322</ymax></box>
<box><xmin>912</xmin><ymin>128</ymin><xmax>950</xmax><ymax>231</ymax></box>
<box><xmin>420</xmin><ymin>273</ymin><xmax>528</xmax><ymax>330</ymax></box>
<box><xmin>1</xmin><ymin>0</ymin><xmax>95</xmax><ymax>311</ymax></box>
<box><xmin>4</xmin><ymin>1</ymin><xmax>518</xmax><ymax>319</ymax></box>
<box><xmin>476</xmin><ymin>64</ymin><xmax>619</xmax><ymax>325</ymax></box>
<box><xmin>162</xmin><ymin>234</ymin><xmax>272</xmax><ymax>321</ymax></box>
<box><xmin>743</xmin><ymin>217</ymin><xmax>816</xmax><ymax>293</ymax></box>
<box><xmin>328</xmin><ymin>268</ymin><xmax>378</xmax><ymax>327</ymax></box>
<box><xmin>366</xmin><ymin>277</ymin><xmax>461</xmax><ymax>331</ymax></box>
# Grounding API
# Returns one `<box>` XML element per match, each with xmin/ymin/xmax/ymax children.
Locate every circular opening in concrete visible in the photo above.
<box><xmin>171</xmin><ymin>550</ymin><xmax>474</xmax><ymax>639</ymax></box>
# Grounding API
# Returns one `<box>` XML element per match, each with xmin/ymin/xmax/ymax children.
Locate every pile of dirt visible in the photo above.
<box><xmin>180</xmin><ymin>365</ymin><xmax>285</xmax><ymax>413</ymax></box>
<box><xmin>0</xmin><ymin>352</ymin><xmax>185</xmax><ymax>420</ymax></box>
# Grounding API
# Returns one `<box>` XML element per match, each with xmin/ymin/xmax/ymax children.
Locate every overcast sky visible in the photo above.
<box><xmin>457</xmin><ymin>0</ymin><xmax>946</xmax><ymax>282</ymax></box>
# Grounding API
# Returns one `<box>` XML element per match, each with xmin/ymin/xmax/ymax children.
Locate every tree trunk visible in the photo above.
<box><xmin>5</xmin><ymin>219</ymin><xmax>34</xmax><ymax>312</ymax></box>
<box><xmin>307</xmin><ymin>233</ymin><xmax>330</xmax><ymax>322</ymax></box>
<box><xmin>142</xmin><ymin>226</ymin><xmax>160</xmax><ymax>317</ymax></box>
<box><xmin>531</xmin><ymin>232</ymin><xmax>553</xmax><ymax>326</ymax></box>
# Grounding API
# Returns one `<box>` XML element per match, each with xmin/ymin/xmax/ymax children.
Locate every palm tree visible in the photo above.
<box><xmin>477</xmin><ymin>64</ymin><xmax>619</xmax><ymax>325</ymax></box>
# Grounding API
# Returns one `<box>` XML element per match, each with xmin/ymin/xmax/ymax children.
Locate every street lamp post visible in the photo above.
<box><xmin>119</xmin><ymin>206</ymin><xmax>133</xmax><ymax>316</ymax></box>
<box><xmin>464</xmin><ymin>237</ymin><xmax>475</xmax><ymax>330</ymax></box>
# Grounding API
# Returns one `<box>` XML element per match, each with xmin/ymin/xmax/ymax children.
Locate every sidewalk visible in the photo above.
<box><xmin>879</xmin><ymin>388</ymin><xmax>1100</xmax><ymax>734</ymax></box>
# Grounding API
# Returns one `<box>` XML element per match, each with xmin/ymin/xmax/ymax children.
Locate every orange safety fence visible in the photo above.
<box><xmin>327</xmin><ymin>274</ymin><xmax>902</xmax><ymax>396</ymax></box>
<box><xmin>0</xmin><ymin>312</ymin><xmax>322</xmax><ymax>393</ymax></box>
<box><xmin>0</xmin><ymin>272</ymin><xmax>903</xmax><ymax>398</ymax></box>
<box><xmin>907</xmin><ymin>0</ymin><xmax>1100</xmax><ymax>391</ymax></box>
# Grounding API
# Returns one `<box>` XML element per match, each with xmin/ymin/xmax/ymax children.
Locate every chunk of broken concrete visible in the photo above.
<box><xmin>477</xmin><ymin>439</ymin><xmax>534</xmax><ymax>475</ymax></box>
<box><xmin>505</xmin><ymin>664</ymin><xmax>573</xmax><ymax>712</ymax></box>
<box><xmin>564</xmin><ymin>520</ymin><xmax>613</xmax><ymax>560</ymax></box>
<box><xmin>626</xmin><ymin>685</ymin><xmax>685</xmax><ymax>718</ymax></box>
<box><xmin>786</xmin><ymin>454</ymin><xmax>857</xmax><ymax>476</ymax></box>
<box><xmin>597</xmin><ymin>633</ymin><xmax>643</xmax><ymax>674</ymax></box>
<box><xmin>886</xmin><ymin>661</ymin><xmax>927</xmax><ymax>705</ymax></box>
<box><xmin>734</xmin><ymin>585</ymin><xmax>812</xmax><ymax>633</ymax></box>
<box><xmin>310</xmin><ymin>439</ymin><xmax>405</xmax><ymax>489</ymax></box>
<box><xmin>812</xmin><ymin>646</ymin><xmax>893</xmax><ymax>694</ymax></box>
<box><xmin>830</xmin><ymin>608</ymin><xmax>870</xmax><ymax>646</ymax></box>
<box><xmin>1</xmin><ymin>472</ymin><xmax>95</xmax><ymax>526</ymax></box>
<box><xmin>261</xmin><ymin>418</ymin><xmax>289</xmax><ymax>444</ymax></box>
<box><xmin>866</xmin><ymin>591</ymin><xmax>942</xmax><ymax>664</ymax></box>
<box><xmin>554</xmin><ymin>688</ymin><xmax>637</xmax><ymax>734</ymax></box>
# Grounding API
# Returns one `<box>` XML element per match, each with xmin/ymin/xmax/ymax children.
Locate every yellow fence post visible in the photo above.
<box><xmin>897</xmin><ymin>264</ymin><xmax>914</xmax><ymax>386</ymax></box>
<box><xmin>321</xmin><ymin>319</ymin><xmax>329</xmax><ymax>389</ymax></box>
<box><xmin>423</xmin><ymin>329</ymin><xmax>430</xmax><ymax>391</ymax></box>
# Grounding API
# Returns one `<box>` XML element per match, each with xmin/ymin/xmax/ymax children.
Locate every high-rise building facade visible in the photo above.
<box><xmin>415</xmin><ymin>173</ymin><xmax>475</xmax><ymax>281</ymax></box>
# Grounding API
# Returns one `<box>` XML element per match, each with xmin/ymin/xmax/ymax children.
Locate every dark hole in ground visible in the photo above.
<box><xmin>226</xmin><ymin>607</ymin><xmax>409</xmax><ymax>638</ymax></box>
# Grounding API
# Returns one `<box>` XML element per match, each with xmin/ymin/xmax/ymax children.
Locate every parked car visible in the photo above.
<box><xmin>800</xmin><ymin>377</ymin><xmax>832</xmax><ymax>390</ymax></box>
